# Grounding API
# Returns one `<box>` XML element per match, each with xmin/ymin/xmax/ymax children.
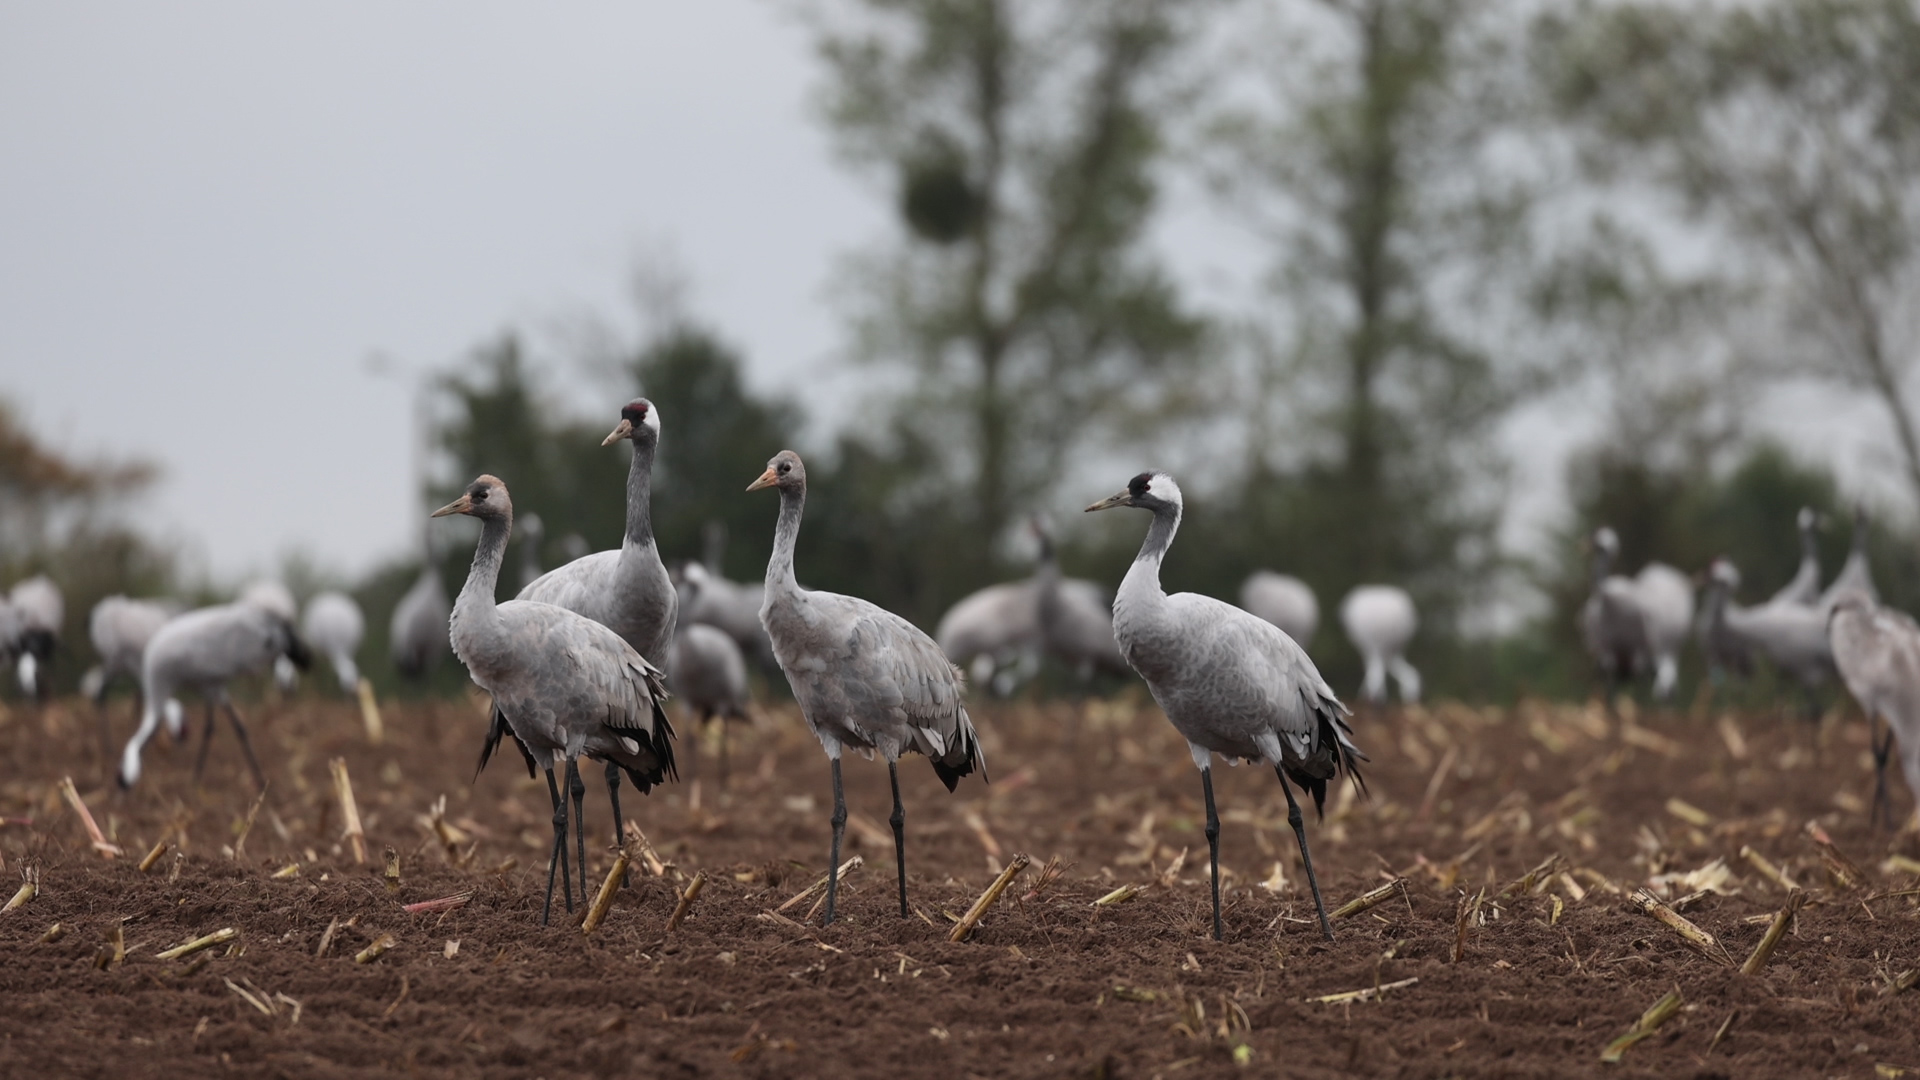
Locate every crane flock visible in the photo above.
<box><xmin>9</xmin><ymin>391</ymin><xmax>1918</xmax><ymax>947</ymax></box>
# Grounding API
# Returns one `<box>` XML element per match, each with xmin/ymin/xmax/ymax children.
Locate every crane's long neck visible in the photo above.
<box><xmin>623</xmin><ymin>438</ymin><xmax>656</xmax><ymax>550</ymax></box>
<box><xmin>766</xmin><ymin>486</ymin><xmax>805</xmax><ymax>592</ymax></box>
<box><xmin>1117</xmin><ymin>506</ymin><xmax>1180</xmax><ymax>611</ymax></box>
<box><xmin>1800</xmin><ymin>519</ymin><xmax>1819</xmax><ymax>564</ymax></box>
<box><xmin>1590</xmin><ymin>547</ymin><xmax>1613</xmax><ymax>589</ymax></box>
<box><xmin>455</xmin><ymin>514</ymin><xmax>512</xmax><ymax>630</ymax></box>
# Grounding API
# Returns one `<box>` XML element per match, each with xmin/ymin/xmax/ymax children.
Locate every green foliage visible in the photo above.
<box><xmin>813</xmin><ymin>0</ymin><xmax>1208</xmax><ymax>567</ymax></box>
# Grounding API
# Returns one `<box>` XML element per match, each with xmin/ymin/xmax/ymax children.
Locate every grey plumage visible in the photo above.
<box><xmin>517</xmin><ymin>398</ymin><xmax>677</xmax><ymax>666</ymax></box>
<box><xmin>1829</xmin><ymin>593</ymin><xmax>1920</xmax><ymax>828</ymax></box>
<box><xmin>1579</xmin><ymin>527</ymin><xmax>1693</xmax><ymax>701</ymax></box>
<box><xmin>301</xmin><ymin>591</ymin><xmax>366</xmax><ymax>695</ymax></box>
<box><xmin>668</xmin><ymin>621</ymin><xmax>752</xmax><ymax>782</ymax></box>
<box><xmin>1338</xmin><ymin>585</ymin><xmax>1421</xmax><ymax>704</ymax></box>
<box><xmin>438</xmin><ymin>474</ymin><xmax>675</xmax><ymax>926</ymax></box>
<box><xmin>391</xmin><ymin>537</ymin><xmax>451</xmax><ymax>681</ymax></box>
<box><xmin>82</xmin><ymin>595</ymin><xmax>177</xmax><ymax>702</ymax></box>
<box><xmin>1702</xmin><ymin>558</ymin><xmax>1835</xmax><ymax>701</ymax></box>
<box><xmin>749</xmin><ymin>450</ymin><xmax>983</xmax><ymax>925</ymax></box>
<box><xmin>677</xmin><ymin>561</ymin><xmax>773</xmax><ymax>666</ymax></box>
<box><xmin>1767</xmin><ymin>507</ymin><xmax>1824</xmax><ymax>608</ymax></box>
<box><xmin>935</xmin><ymin>578</ymin><xmax>1041</xmax><ymax>693</ymax></box>
<box><xmin>116</xmin><ymin>599</ymin><xmax>311</xmax><ymax>789</ymax></box>
<box><xmin>1240</xmin><ymin>571</ymin><xmax>1319</xmax><ymax>651</ymax></box>
<box><xmin>10</xmin><ymin>574</ymin><xmax>64</xmax><ymax>700</ymax></box>
<box><xmin>1034</xmin><ymin>518</ymin><xmax>1129</xmax><ymax>681</ymax></box>
<box><xmin>1820</xmin><ymin>502</ymin><xmax>1877</xmax><ymax>609</ymax></box>
<box><xmin>517</xmin><ymin>512</ymin><xmax>545</xmax><ymax>596</ymax></box>
<box><xmin>1088</xmin><ymin>471</ymin><xmax>1364</xmax><ymax>942</ymax></box>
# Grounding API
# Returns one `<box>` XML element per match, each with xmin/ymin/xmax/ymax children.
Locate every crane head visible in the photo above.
<box><xmin>748</xmin><ymin>450</ymin><xmax>805</xmax><ymax>493</ymax></box>
<box><xmin>432</xmin><ymin>475</ymin><xmax>512</xmax><ymax>520</ymax></box>
<box><xmin>1085</xmin><ymin>471</ymin><xmax>1181</xmax><ymax>513</ymax></box>
<box><xmin>603</xmin><ymin>398</ymin><xmax>661</xmax><ymax>447</ymax></box>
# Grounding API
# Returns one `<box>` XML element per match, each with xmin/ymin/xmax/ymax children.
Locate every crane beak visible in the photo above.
<box><xmin>601</xmin><ymin>419</ymin><xmax>635</xmax><ymax>447</ymax></box>
<box><xmin>1084</xmin><ymin>491</ymin><xmax>1131</xmax><ymax>512</ymax></box>
<box><xmin>430</xmin><ymin>494</ymin><xmax>473</xmax><ymax>518</ymax></box>
<box><xmin>746</xmin><ymin>467</ymin><xmax>779</xmax><ymax>492</ymax></box>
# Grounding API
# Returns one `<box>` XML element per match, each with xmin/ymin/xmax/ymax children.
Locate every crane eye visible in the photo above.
<box><xmin>778</xmin><ymin>463</ymin><xmax>790</xmax><ymax>474</ymax></box>
<box><xmin>472</xmin><ymin>489</ymin><xmax>488</xmax><ymax>501</ymax></box>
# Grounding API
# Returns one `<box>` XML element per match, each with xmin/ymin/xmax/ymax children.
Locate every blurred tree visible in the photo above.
<box><xmin>1198</xmin><ymin>0</ymin><xmax>1552</xmax><ymax>675</ymax></box>
<box><xmin>810</xmin><ymin>0</ymin><xmax>1209</xmax><ymax>588</ymax></box>
<box><xmin>1542</xmin><ymin>0</ymin><xmax>1920</xmax><ymax>505</ymax></box>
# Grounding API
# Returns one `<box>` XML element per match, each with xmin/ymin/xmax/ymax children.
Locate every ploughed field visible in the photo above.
<box><xmin>2</xmin><ymin>687</ymin><xmax>1919</xmax><ymax>1079</ymax></box>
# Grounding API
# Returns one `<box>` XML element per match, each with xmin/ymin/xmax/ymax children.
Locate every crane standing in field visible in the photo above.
<box><xmin>1088</xmin><ymin>471</ymin><xmax>1365</xmax><ymax>942</ymax></box>
<box><xmin>80</xmin><ymin>595</ymin><xmax>178</xmax><ymax>760</ymax></box>
<box><xmin>666</xmin><ymin>621</ymin><xmax>752</xmax><ymax>784</ymax></box>
<box><xmin>502</xmin><ymin>400</ymin><xmax>679</xmax><ymax>886</ymax></box>
<box><xmin>749</xmin><ymin>450</ymin><xmax>984</xmax><ymax>925</ymax></box>
<box><xmin>1033</xmin><ymin>517</ymin><xmax>1128</xmax><ymax>681</ymax></box>
<box><xmin>1769</xmin><ymin>508</ymin><xmax>1824</xmax><ymax>607</ymax></box>
<box><xmin>677</xmin><ymin>560</ymin><xmax>772</xmax><ymax>667</ymax></box>
<box><xmin>301</xmin><ymin>591</ymin><xmax>366</xmax><ymax>696</ymax></box>
<box><xmin>10</xmin><ymin>575</ymin><xmax>64</xmax><ymax>701</ymax></box>
<box><xmin>437</xmin><ymin>475</ymin><xmax>675</xmax><ymax>925</ymax></box>
<box><xmin>1829</xmin><ymin>593</ymin><xmax>1920</xmax><ymax>829</ymax></box>
<box><xmin>936</xmin><ymin>575</ymin><xmax>1041</xmax><ymax>694</ymax></box>
<box><xmin>116</xmin><ymin>597</ymin><xmax>312</xmax><ymax>790</ymax></box>
<box><xmin>1700</xmin><ymin>559</ymin><xmax>1835</xmax><ymax>718</ymax></box>
<box><xmin>517</xmin><ymin>399</ymin><xmax>677</xmax><ymax>665</ymax></box>
<box><xmin>1821</xmin><ymin>502</ymin><xmax>1878</xmax><ymax>608</ymax></box>
<box><xmin>1339</xmin><ymin>585</ymin><xmax>1421</xmax><ymax>704</ymax></box>
<box><xmin>392</xmin><ymin>531</ymin><xmax>451</xmax><ymax>682</ymax></box>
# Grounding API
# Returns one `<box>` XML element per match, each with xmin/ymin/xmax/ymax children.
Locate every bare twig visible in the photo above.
<box><xmin>59</xmin><ymin>777</ymin><xmax>122</xmax><ymax>858</ymax></box>
<box><xmin>950</xmin><ymin>854</ymin><xmax>1031</xmax><ymax>942</ymax></box>
<box><xmin>156</xmin><ymin>927</ymin><xmax>238</xmax><ymax>961</ymax></box>
<box><xmin>1599</xmin><ymin>986</ymin><xmax>1684</xmax><ymax>1063</ymax></box>
<box><xmin>329</xmin><ymin>759</ymin><xmax>367</xmax><ymax>865</ymax></box>
<box><xmin>665</xmin><ymin>870</ymin><xmax>707</xmax><ymax>932</ymax></box>
<box><xmin>1628</xmin><ymin>889</ymin><xmax>1733</xmax><ymax>966</ymax></box>
<box><xmin>137</xmin><ymin>840</ymin><xmax>171</xmax><ymax>873</ymax></box>
<box><xmin>1740</xmin><ymin>889</ymin><xmax>1805</xmax><ymax>976</ymax></box>
<box><xmin>1740</xmin><ymin>846</ymin><xmax>1799</xmax><ymax>891</ymax></box>
<box><xmin>232</xmin><ymin>786</ymin><xmax>268</xmax><ymax>863</ymax></box>
<box><xmin>402</xmin><ymin>892</ymin><xmax>471</xmax><ymax>915</ymax></box>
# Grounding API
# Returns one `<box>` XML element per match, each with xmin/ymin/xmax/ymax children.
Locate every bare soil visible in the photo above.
<box><xmin>2</xmin><ymin>688</ymin><xmax>1918</xmax><ymax>1079</ymax></box>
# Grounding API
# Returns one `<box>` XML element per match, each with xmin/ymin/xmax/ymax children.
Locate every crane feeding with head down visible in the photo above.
<box><xmin>1088</xmin><ymin>471</ymin><xmax>1365</xmax><ymax>942</ymax></box>
<box><xmin>749</xmin><ymin>450</ymin><xmax>984</xmax><ymax>926</ymax></box>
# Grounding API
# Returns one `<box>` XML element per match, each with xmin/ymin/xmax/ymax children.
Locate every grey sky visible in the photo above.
<box><xmin>0</xmin><ymin>3</ymin><xmax>1899</xmax><ymax>593</ymax></box>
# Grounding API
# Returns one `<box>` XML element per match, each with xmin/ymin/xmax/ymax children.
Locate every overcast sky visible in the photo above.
<box><xmin>0</xmin><ymin>2</ymin><xmax>1900</xmax><ymax>593</ymax></box>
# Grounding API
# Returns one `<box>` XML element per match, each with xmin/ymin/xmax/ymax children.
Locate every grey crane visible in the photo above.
<box><xmin>1701</xmin><ymin>558</ymin><xmax>1835</xmax><ymax>714</ymax></box>
<box><xmin>391</xmin><ymin>531</ymin><xmax>451</xmax><ymax>681</ymax></box>
<box><xmin>749</xmin><ymin>451</ymin><xmax>984</xmax><ymax>925</ymax></box>
<box><xmin>677</xmin><ymin>560</ymin><xmax>773</xmax><ymax>666</ymax></box>
<box><xmin>1579</xmin><ymin>528</ymin><xmax>1693</xmax><ymax>701</ymax></box>
<box><xmin>935</xmin><ymin>578</ymin><xmax>1041</xmax><ymax>694</ymax></box>
<box><xmin>10</xmin><ymin>574</ymin><xmax>64</xmax><ymax>701</ymax></box>
<box><xmin>1829</xmin><ymin>593</ymin><xmax>1920</xmax><ymax>829</ymax></box>
<box><xmin>116</xmin><ymin>599</ymin><xmax>312</xmax><ymax>789</ymax></box>
<box><xmin>1088</xmin><ymin>472</ymin><xmax>1365</xmax><ymax>941</ymax></box>
<box><xmin>1034</xmin><ymin>517</ymin><xmax>1128</xmax><ymax>680</ymax></box>
<box><xmin>1768</xmin><ymin>508</ymin><xmax>1824</xmax><ymax>607</ymax></box>
<box><xmin>1240</xmin><ymin>571</ymin><xmax>1319</xmax><ymax>652</ymax></box>
<box><xmin>517</xmin><ymin>512</ymin><xmax>545</xmax><ymax>596</ymax></box>
<box><xmin>1339</xmin><ymin>585</ymin><xmax>1421</xmax><ymax>704</ymax></box>
<box><xmin>301</xmin><ymin>591</ymin><xmax>366</xmax><ymax>695</ymax></box>
<box><xmin>1820</xmin><ymin>502</ymin><xmax>1877</xmax><ymax>609</ymax></box>
<box><xmin>667</xmin><ymin>621</ymin><xmax>752</xmax><ymax>783</ymax></box>
<box><xmin>80</xmin><ymin>595</ymin><xmax>178</xmax><ymax>759</ymax></box>
<box><xmin>517</xmin><ymin>399</ymin><xmax>677</xmax><ymax>666</ymax></box>
<box><xmin>436</xmin><ymin>475</ymin><xmax>676</xmax><ymax>925</ymax></box>
<box><xmin>242</xmin><ymin>580</ymin><xmax>304</xmax><ymax>692</ymax></box>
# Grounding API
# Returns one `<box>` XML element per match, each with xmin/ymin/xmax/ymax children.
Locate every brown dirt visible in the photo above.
<box><xmin>2</xmin><ymin>689</ymin><xmax>1919</xmax><ymax>1079</ymax></box>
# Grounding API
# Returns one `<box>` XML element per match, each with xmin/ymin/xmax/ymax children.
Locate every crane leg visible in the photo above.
<box><xmin>223</xmin><ymin>702</ymin><xmax>266</xmax><ymax>791</ymax></box>
<box><xmin>824</xmin><ymin>756</ymin><xmax>847</xmax><ymax>926</ymax></box>
<box><xmin>193</xmin><ymin>703</ymin><xmax>218</xmax><ymax>783</ymax></box>
<box><xmin>603</xmin><ymin>760</ymin><xmax>629</xmax><ymax>889</ymax></box>
<box><xmin>888</xmin><ymin>761</ymin><xmax>908</xmax><ymax>918</ymax></box>
<box><xmin>567</xmin><ymin>758</ymin><xmax>588</xmax><ymax>904</ymax></box>
<box><xmin>718</xmin><ymin>716</ymin><xmax>731</xmax><ymax>791</ymax></box>
<box><xmin>542</xmin><ymin>767</ymin><xmax>572</xmax><ymax>926</ymax></box>
<box><xmin>1276</xmin><ymin>768</ymin><xmax>1334</xmax><ymax>941</ymax></box>
<box><xmin>1201</xmin><ymin>766</ymin><xmax>1222</xmax><ymax>942</ymax></box>
<box><xmin>1871</xmin><ymin>716</ymin><xmax>1894</xmax><ymax>831</ymax></box>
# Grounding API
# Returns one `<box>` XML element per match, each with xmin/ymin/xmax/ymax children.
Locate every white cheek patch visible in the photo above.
<box><xmin>642</xmin><ymin>406</ymin><xmax>661</xmax><ymax>436</ymax></box>
<box><xmin>1150</xmin><ymin>474</ymin><xmax>1183</xmax><ymax>506</ymax></box>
